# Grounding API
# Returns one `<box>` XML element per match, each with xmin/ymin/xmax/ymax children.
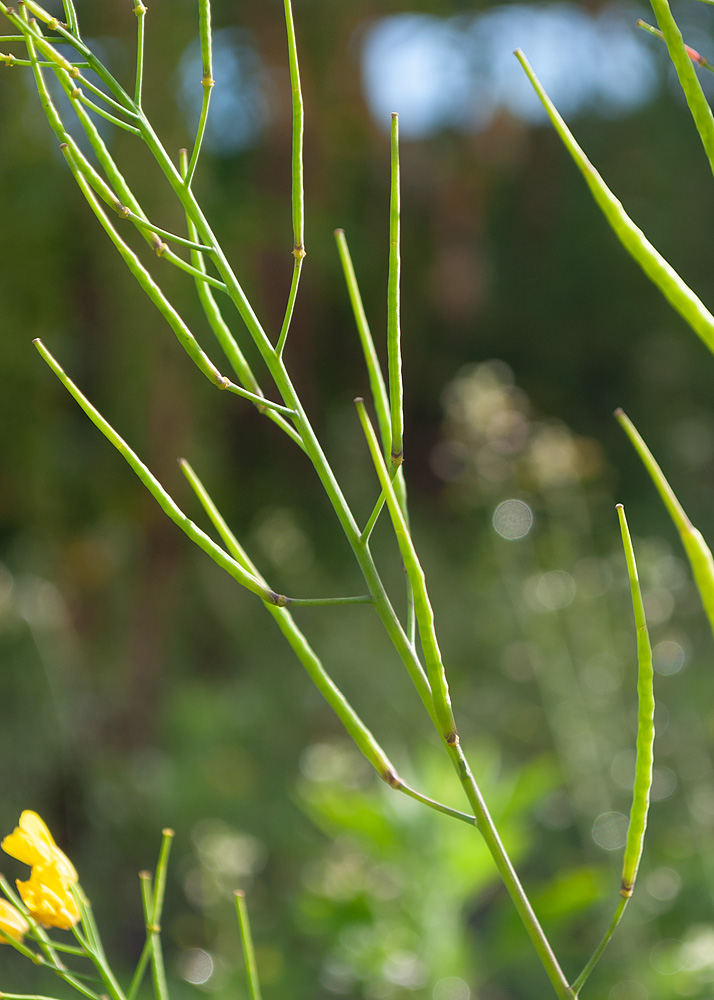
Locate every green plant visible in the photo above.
<box><xmin>1</xmin><ymin>0</ymin><xmax>713</xmax><ymax>998</ymax></box>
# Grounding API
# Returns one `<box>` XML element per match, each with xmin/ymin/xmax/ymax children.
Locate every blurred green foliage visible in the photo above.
<box><xmin>3</xmin><ymin>1</ymin><xmax>714</xmax><ymax>998</ymax></box>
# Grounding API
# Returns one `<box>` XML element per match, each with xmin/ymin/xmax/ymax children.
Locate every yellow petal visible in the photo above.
<box><xmin>0</xmin><ymin>899</ymin><xmax>29</xmax><ymax>943</ymax></box>
<box><xmin>2</xmin><ymin>811</ymin><xmax>78</xmax><ymax>884</ymax></box>
<box><xmin>16</xmin><ymin>865</ymin><xmax>80</xmax><ymax>931</ymax></box>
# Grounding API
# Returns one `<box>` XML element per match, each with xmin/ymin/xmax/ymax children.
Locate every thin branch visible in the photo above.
<box><xmin>276</xmin><ymin>0</ymin><xmax>305</xmax><ymax>357</ymax></box>
<box><xmin>235</xmin><ymin>893</ymin><xmax>263</xmax><ymax>1000</ymax></box>
<box><xmin>387</xmin><ymin>113</ymin><xmax>403</xmax><ymax>466</ymax></box>
<box><xmin>34</xmin><ymin>339</ymin><xmax>283</xmax><ymax>606</ymax></box>
<box><xmin>185</xmin><ymin>0</ymin><xmax>214</xmax><ymax>186</ymax></box>
<box><xmin>133</xmin><ymin>1</ymin><xmax>146</xmax><ymax>106</ymax></box>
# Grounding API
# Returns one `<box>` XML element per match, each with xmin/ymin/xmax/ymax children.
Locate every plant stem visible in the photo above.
<box><xmin>571</xmin><ymin>896</ymin><xmax>628</xmax><ymax>996</ymax></box>
<box><xmin>356</xmin><ymin>398</ymin><xmax>456</xmax><ymax>742</ymax></box>
<box><xmin>334</xmin><ymin>229</ymin><xmax>391</xmax><ymax>455</ymax></box>
<box><xmin>185</xmin><ymin>0</ymin><xmax>213</xmax><ymax>186</ymax></box>
<box><xmin>649</xmin><ymin>0</ymin><xmax>714</xmax><ymax>176</ymax></box>
<box><xmin>179</xmin><ymin>457</ymin><xmax>421</xmax><ymax>781</ymax></box>
<box><xmin>62</xmin><ymin>0</ymin><xmax>79</xmax><ymax>37</ymax></box>
<box><xmin>387</xmin><ymin>113</ymin><xmax>403</xmax><ymax>466</ymax></box>
<box><xmin>277</xmin><ymin>0</ymin><xmax>305</xmax><ymax>357</ymax></box>
<box><xmin>637</xmin><ymin>18</ymin><xmax>714</xmax><ymax>72</ymax></box>
<box><xmin>133</xmin><ymin>1</ymin><xmax>145</xmax><ymax>106</ymax></box>
<box><xmin>235</xmin><ymin>892</ymin><xmax>262</xmax><ymax>1000</ymax></box>
<box><xmin>285</xmin><ymin>594</ymin><xmax>373</xmax><ymax>607</ymax></box>
<box><xmin>396</xmin><ymin>782</ymin><xmax>476</xmax><ymax>825</ymax></box>
<box><xmin>34</xmin><ymin>339</ymin><xmax>282</xmax><ymax>605</ymax></box>
<box><xmin>446</xmin><ymin>741</ymin><xmax>574</xmax><ymax>999</ymax></box>
<box><xmin>148</xmin><ymin>831</ymin><xmax>173</xmax><ymax>1000</ymax></box>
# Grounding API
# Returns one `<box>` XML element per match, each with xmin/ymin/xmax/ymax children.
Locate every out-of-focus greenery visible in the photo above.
<box><xmin>2</xmin><ymin>1</ymin><xmax>714</xmax><ymax>998</ymax></box>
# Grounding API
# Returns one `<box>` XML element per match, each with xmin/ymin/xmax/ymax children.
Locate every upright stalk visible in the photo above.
<box><xmin>387</xmin><ymin>113</ymin><xmax>403</xmax><ymax>467</ymax></box>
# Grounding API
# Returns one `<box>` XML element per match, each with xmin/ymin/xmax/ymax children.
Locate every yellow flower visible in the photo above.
<box><xmin>0</xmin><ymin>899</ymin><xmax>29</xmax><ymax>943</ymax></box>
<box><xmin>16</xmin><ymin>865</ymin><xmax>80</xmax><ymax>930</ymax></box>
<box><xmin>2</xmin><ymin>811</ymin><xmax>77</xmax><ymax>883</ymax></box>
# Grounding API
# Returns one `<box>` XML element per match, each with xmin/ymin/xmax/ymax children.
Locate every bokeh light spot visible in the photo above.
<box><xmin>653</xmin><ymin>640</ymin><xmax>686</xmax><ymax>676</ymax></box>
<box><xmin>609</xmin><ymin>982</ymin><xmax>648</xmax><ymax>1000</ymax></box>
<box><xmin>645</xmin><ymin>867</ymin><xmax>681</xmax><ymax>902</ymax></box>
<box><xmin>592</xmin><ymin>811</ymin><xmax>628</xmax><ymax>850</ymax></box>
<box><xmin>178</xmin><ymin>948</ymin><xmax>214</xmax><ymax>985</ymax></box>
<box><xmin>651</xmin><ymin>766</ymin><xmax>677</xmax><ymax>802</ymax></box>
<box><xmin>492</xmin><ymin>499</ymin><xmax>533</xmax><ymax>539</ymax></box>
<box><xmin>433</xmin><ymin>977</ymin><xmax>471</xmax><ymax>1000</ymax></box>
<box><xmin>649</xmin><ymin>939</ymin><xmax>685</xmax><ymax>976</ymax></box>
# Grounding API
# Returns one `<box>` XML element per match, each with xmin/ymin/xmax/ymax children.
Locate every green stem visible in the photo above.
<box><xmin>387</xmin><ymin>113</ymin><xmax>403</xmax><ymax>465</ymax></box>
<box><xmin>0</xmin><ymin>54</ymin><xmax>89</xmax><ymax>67</ymax></box>
<box><xmin>649</xmin><ymin>0</ymin><xmax>714</xmax><ymax>177</ymax></box>
<box><xmin>179</xmin><ymin>457</ymin><xmax>416</xmax><ymax>782</ymax></box>
<box><xmin>569</xmin><ymin>507</ymin><xmax>655</xmax><ymax>995</ymax></box>
<box><xmin>133</xmin><ymin>1</ymin><xmax>146</xmax><ymax>106</ymax></box>
<box><xmin>41</xmin><ymin>941</ymin><xmax>88</xmax><ymax>956</ymax></box>
<box><xmin>70</xmin><ymin>70</ymin><xmax>140</xmax><ymax>120</ymax></box>
<box><xmin>355</xmin><ymin>398</ymin><xmax>456</xmax><ymax>741</ymax></box>
<box><xmin>61</xmin><ymin>0</ymin><xmax>79</xmax><ymax>37</ymax></box>
<box><xmin>285</xmin><ymin>594</ymin><xmax>373</xmax><ymax>607</ymax></box>
<box><xmin>151</xmin><ymin>829</ymin><xmax>173</xmax><ymax>926</ymax></box>
<box><xmin>70</xmin><ymin>888</ymin><xmax>127</xmax><ymax>1000</ymax></box>
<box><xmin>277</xmin><ymin>0</ymin><xmax>305</xmax><ymax>357</ymax></box>
<box><xmin>357</xmin><ymin>399</ymin><xmax>573</xmax><ymax>996</ymax></box>
<box><xmin>148</xmin><ymin>830</ymin><xmax>173</xmax><ymax>1000</ymax></box>
<box><xmin>185</xmin><ymin>0</ymin><xmax>213</xmax><ymax>186</ymax></box>
<box><xmin>235</xmin><ymin>892</ymin><xmax>263</xmax><ymax>1000</ymax></box>
<box><xmin>571</xmin><ymin>896</ymin><xmax>629</xmax><ymax>996</ymax></box>
<box><xmin>637</xmin><ymin>18</ymin><xmax>714</xmax><ymax>73</ymax></box>
<box><xmin>447</xmin><ymin>742</ymin><xmax>574</xmax><ymax>999</ymax></box>
<box><xmin>70</xmin><ymin>89</ymin><xmax>141</xmax><ymax>134</ymax></box>
<box><xmin>117</xmin><ymin>208</ymin><xmax>214</xmax><ymax>252</ymax></box>
<box><xmin>177</xmin><ymin>148</ymin><xmax>305</xmax><ymax>449</ymax></box>
<box><xmin>60</xmin><ymin>142</ymin><xmax>234</xmax><ymax>391</ymax></box>
<box><xmin>396</xmin><ymin>782</ymin><xmax>476</xmax><ymax>825</ymax></box>
<box><xmin>155</xmin><ymin>245</ymin><xmax>227</xmax><ymax>291</ymax></box>
<box><xmin>284</xmin><ymin>0</ymin><xmax>304</xmax><ymax>254</ymax></box>
<box><xmin>276</xmin><ymin>257</ymin><xmax>303</xmax><ymax>358</ymax></box>
<box><xmin>361</xmin><ymin>459</ymin><xmax>403</xmax><ymax>544</ymax></box>
<box><xmin>334</xmin><ymin>228</ymin><xmax>391</xmax><ymax>457</ymax></box>
<box><xmin>127</xmin><ymin>939</ymin><xmax>152</xmax><ymax>1000</ymax></box>
<box><xmin>34</xmin><ymin>339</ymin><xmax>282</xmax><ymax>605</ymax></box>
<box><xmin>18</xmin><ymin>0</ymin><xmax>135</xmax><ymax>109</ymax></box>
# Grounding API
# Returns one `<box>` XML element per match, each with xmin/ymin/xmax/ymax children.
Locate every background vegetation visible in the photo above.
<box><xmin>2</xmin><ymin>1</ymin><xmax>714</xmax><ymax>997</ymax></box>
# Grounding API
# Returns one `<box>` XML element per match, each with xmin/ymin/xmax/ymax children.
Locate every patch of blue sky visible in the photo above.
<box><xmin>361</xmin><ymin>4</ymin><xmax>661</xmax><ymax>139</ymax></box>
